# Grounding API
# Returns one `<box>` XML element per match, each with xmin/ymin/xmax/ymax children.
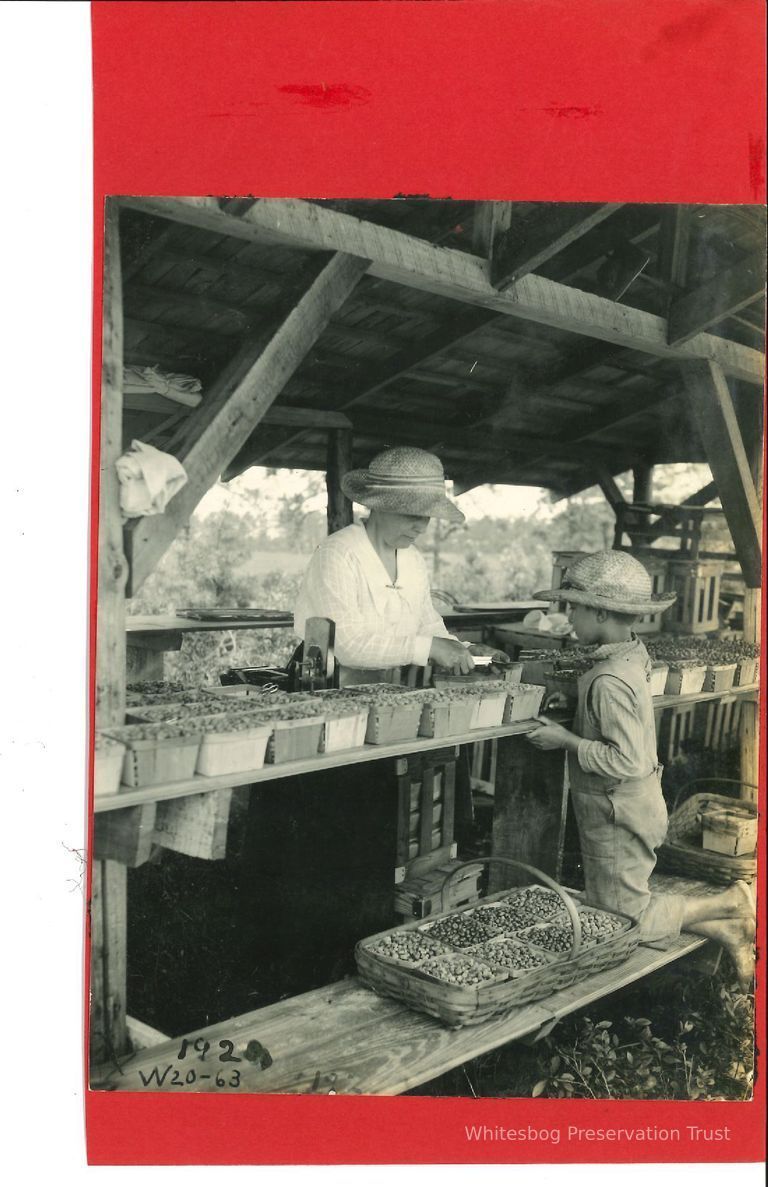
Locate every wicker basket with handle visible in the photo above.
<box><xmin>656</xmin><ymin>779</ymin><xmax>758</xmax><ymax>885</ymax></box>
<box><xmin>355</xmin><ymin>858</ymin><xmax>639</xmax><ymax>1028</ymax></box>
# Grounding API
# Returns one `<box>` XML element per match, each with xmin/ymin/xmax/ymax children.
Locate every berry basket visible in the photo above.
<box><xmin>94</xmin><ymin>734</ymin><xmax>126</xmax><ymax>797</ymax></box>
<box><xmin>656</xmin><ymin>780</ymin><xmax>758</xmax><ymax>884</ymax></box>
<box><xmin>503</xmin><ymin>682</ymin><xmax>546</xmax><ymax>723</ymax></box>
<box><xmin>664</xmin><ymin>663</ymin><xmax>707</xmax><ymax>696</ymax></box>
<box><xmin>471</xmin><ymin>682</ymin><xmax>508</xmax><ymax>730</ymax></box>
<box><xmin>104</xmin><ymin>724</ymin><xmax>202</xmax><ymax>788</ymax></box>
<box><xmin>355</xmin><ymin>858</ymin><xmax>639</xmax><ymax>1027</ymax></box>
<box><xmin>734</xmin><ymin>655</ymin><xmax>759</xmax><ymax>687</ymax></box>
<box><xmin>189</xmin><ymin>714</ymin><xmax>273</xmax><ymax>776</ymax></box>
<box><xmin>266</xmin><ymin>715</ymin><xmax>325</xmax><ymax>763</ymax></box>
<box><xmin>703</xmin><ymin>663</ymin><xmax>737</xmax><ymax>694</ymax></box>
<box><xmin>320</xmin><ymin>707</ymin><xmax>369</xmax><ymax>753</ymax></box>
<box><xmin>418</xmin><ymin>691</ymin><xmax>478</xmax><ymax>739</ymax></box>
<box><xmin>360</xmin><ymin>694</ymin><xmax>425</xmax><ymax>745</ymax></box>
<box><xmin>649</xmin><ymin>662</ymin><xmax>669</xmax><ymax>698</ymax></box>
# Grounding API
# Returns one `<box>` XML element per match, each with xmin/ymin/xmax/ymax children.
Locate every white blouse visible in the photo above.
<box><xmin>293</xmin><ymin>523</ymin><xmax>454</xmax><ymax>669</ymax></box>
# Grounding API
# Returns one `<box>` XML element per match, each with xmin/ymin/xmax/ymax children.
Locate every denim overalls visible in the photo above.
<box><xmin>568</xmin><ymin>646</ymin><xmax>676</xmax><ymax>939</ymax></box>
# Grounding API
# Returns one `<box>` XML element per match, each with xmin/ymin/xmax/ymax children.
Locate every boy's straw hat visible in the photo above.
<box><xmin>342</xmin><ymin>447</ymin><xmax>465</xmax><ymax>522</ymax></box>
<box><xmin>535</xmin><ymin>550</ymin><xmax>677</xmax><ymax>615</ymax></box>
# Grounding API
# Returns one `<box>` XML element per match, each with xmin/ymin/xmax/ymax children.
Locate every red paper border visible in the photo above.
<box><xmin>87</xmin><ymin>0</ymin><xmax>767</xmax><ymax>1167</ymax></box>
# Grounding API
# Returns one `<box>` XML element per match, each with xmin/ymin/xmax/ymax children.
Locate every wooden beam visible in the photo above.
<box><xmin>668</xmin><ymin>257</ymin><xmax>767</xmax><ymax>347</ymax></box>
<box><xmin>263</xmin><ymin>405</ymin><xmax>352</xmax><ymax>431</ymax></box>
<box><xmin>345</xmin><ymin>410</ymin><xmax>635</xmax><ymax>469</ymax></box>
<box><xmin>491</xmin><ymin>204</ymin><xmax>622</xmax><ymax>290</ymax></box>
<box><xmin>91</xmin><ymin>199</ymin><xmax>131</xmax><ymax>1067</ymax></box>
<box><xmin>125</xmin><ymin>252</ymin><xmax>369</xmax><ymax>593</ymax></box>
<box><xmin>680</xmin><ymin>360</ymin><xmax>762</xmax><ymax>586</ymax></box>
<box><xmin>598</xmin><ymin>470</ymin><xmax>627</xmax><ymax>511</ymax></box>
<box><xmin>513</xmin><ymin>386</ymin><xmax>671</xmax><ymax>482</ymax></box>
<box><xmin>119</xmin><ymin>198</ymin><xmax>765</xmax><ymax>385</ymax></box>
<box><xmin>657</xmin><ymin>205</ymin><xmax>691</xmax><ymax>294</ymax></box>
<box><xmin>648</xmin><ymin>480</ymin><xmax>719</xmax><ymax>541</ymax></box>
<box><xmin>326</xmin><ymin>428</ymin><xmax>354</xmax><ymax>534</ymax></box>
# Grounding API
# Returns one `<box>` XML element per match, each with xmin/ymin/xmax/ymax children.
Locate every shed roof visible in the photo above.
<box><xmin>118</xmin><ymin>198</ymin><xmax>765</xmax><ymax>498</ymax></box>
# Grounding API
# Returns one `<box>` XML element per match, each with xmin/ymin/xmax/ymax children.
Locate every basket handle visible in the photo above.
<box><xmin>670</xmin><ymin>776</ymin><xmax>759</xmax><ymax>814</ymax></box>
<box><xmin>441</xmin><ymin>857</ymin><xmax>583</xmax><ymax>960</ymax></box>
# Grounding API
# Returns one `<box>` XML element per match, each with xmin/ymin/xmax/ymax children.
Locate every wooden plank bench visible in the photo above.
<box><xmin>94</xmin><ymin>875</ymin><xmax>720</xmax><ymax>1096</ymax></box>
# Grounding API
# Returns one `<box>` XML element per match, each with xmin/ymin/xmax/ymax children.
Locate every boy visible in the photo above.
<box><xmin>527</xmin><ymin>550</ymin><xmax>755</xmax><ymax>985</ymax></box>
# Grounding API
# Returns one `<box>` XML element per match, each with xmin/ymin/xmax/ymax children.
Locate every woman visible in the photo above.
<box><xmin>294</xmin><ymin>446</ymin><xmax>486</xmax><ymax>685</ymax></box>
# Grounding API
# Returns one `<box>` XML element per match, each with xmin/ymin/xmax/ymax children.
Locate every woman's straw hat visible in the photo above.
<box><xmin>342</xmin><ymin>447</ymin><xmax>465</xmax><ymax>522</ymax></box>
<box><xmin>535</xmin><ymin>550</ymin><xmax>677</xmax><ymax>616</ymax></box>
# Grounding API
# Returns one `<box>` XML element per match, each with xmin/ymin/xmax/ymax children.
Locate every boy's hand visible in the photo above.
<box><xmin>543</xmin><ymin>691</ymin><xmax>569</xmax><ymax>712</ymax></box>
<box><xmin>526</xmin><ymin>716</ymin><xmax>573</xmax><ymax>750</ymax></box>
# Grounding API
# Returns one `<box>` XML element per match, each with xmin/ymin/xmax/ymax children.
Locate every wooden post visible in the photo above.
<box><xmin>633</xmin><ymin>463</ymin><xmax>654</xmax><ymax>535</ymax></box>
<box><xmin>680</xmin><ymin>360</ymin><xmax>762</xmax><ymax>587</ymax></box>
<box><xmin>90</xmin><ymin>199</ymin><xmax>130</xmax><ymax>1065</ymax></box>
<box><xmin>739</xmin><ymin>383</ymin><xmax>763</xmax><ymax>800</ymax></box>
<box><xmin>326</xmin><ymin>428</ymin><xmax>353</xmax><ymax>534</ymax></box>
<box><xmin>740</xmin><ymin>589</ymin><xmax>761</xmax><ymax>801</ymax></box>
<box><xmin>490</xmin><ymin>738</ymin><xmax>569</xmax><ymax>893</ymax></box>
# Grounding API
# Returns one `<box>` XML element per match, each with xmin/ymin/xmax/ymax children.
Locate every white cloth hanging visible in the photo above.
<box><xmin>115</xmin><ymin>440</ymin><xmax>188</xmax><ymax>519</ymax></box>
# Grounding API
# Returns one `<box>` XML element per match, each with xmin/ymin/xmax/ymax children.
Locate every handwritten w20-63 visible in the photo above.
<box><xmin>137</xmin><ymin>1035</ymin><xmax>272</xmax><ymax>1089</ymax></box>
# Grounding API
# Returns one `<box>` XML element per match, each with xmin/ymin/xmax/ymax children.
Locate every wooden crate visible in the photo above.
<box><xmin>395</xmin><ymin>747</ymin><xmax>458</xmax><ymax>877</ymax></box>
<box><xmin>698</xmin><ymin>696</ymin><xmax>743</xmax><ymax>753</ymax></box>
<box><xmin>655</xmin><ymin>703</ymin><xmax>699</xmax><ymax>764</ymax></box>
<box><xmin>633</xmin><ymin>556</ymin><xmax>671</xmax><ymax>635</ymax></box>
<box><xmin>664</xmin><ymin>559</ymin><xmax>725</xmax><ymax>635</ymax></box>
<box><xmin>394</xmin><ymin>858</ymin><xmax>485</xmax><ymax>920</ymax></box>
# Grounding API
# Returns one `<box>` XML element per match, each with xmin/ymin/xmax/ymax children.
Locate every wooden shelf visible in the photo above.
<box><xmin>652</xmin><ymin>682</ymin><xmax>759</xmax><ymax>709</ymax></box>
<box><xmin>94</xmin><ymin>721</ymin><xmax>540</xmax><ymax>813</ymax></box>
<box><xmin>126</xmin><ymin>604</ymin><xmax>542</xmax><ymax>642</ymax></box>
<box><xmin>95</xmin><ymin>684</ymin><xmax>759</xmax><ymax>813</ymax></box>
<box><xmin>93</xmin><ymin>873</ymin><xmax>712</xmax><ymax>1095</ymax></box>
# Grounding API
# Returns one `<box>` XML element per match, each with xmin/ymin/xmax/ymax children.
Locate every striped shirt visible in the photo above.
<box><xmin>575</xmin><ymin>638</ymin><xmax>658</xmax><ymax>782</ymax></box>
<box><xmin>293</xmin><ymin>523</ymin><xmax>454</xmax><ymax>669</ymax></box>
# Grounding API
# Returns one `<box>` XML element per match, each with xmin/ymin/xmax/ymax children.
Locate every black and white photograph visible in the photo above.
<box><xmin>90</xmin><ymin>195</ymin><xmax>764</xmax><ymax>1102</ymax></box>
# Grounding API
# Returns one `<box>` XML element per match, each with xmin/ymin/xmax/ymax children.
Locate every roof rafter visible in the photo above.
<box><xmin>119</xmin><ymin>197</ymin><xmax>765</xmax><ymax>385</ymax></box>
<box><xmin>490</xmin><ymin>203</ymin><xmax>623</xmax><ymax>289</ymax></box>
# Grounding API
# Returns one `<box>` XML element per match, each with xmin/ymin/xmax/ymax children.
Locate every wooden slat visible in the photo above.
<box><xmin>491</xmin><ymin>203</ymin><xmax>622</xmax><ymax>289</ymax></box>
<box><xmin>94</xmin><ymin>928</ymin><xmax>709</xmax><ymax>1095</ymax></box>
<box><xmin>125</xmin><ymin>252</ymin><xmax>369</xmax><ymax>593</ymax></box>
<box><xmin>680</xmin><ymin>359</ymin><xmax>762</xmax><ymax>586</ymax></box>
<box><xmin>669</xmin><ymin>257</ymin><xmax>767</xmax><ymax>346</ymax></box>
<box><xmin>263</xmin><ymin>406</ymin><xmax>352</xmax><ymax>430</ymax></box>
<box><xmin>89</xmin><ymin>860</ymin><xmax>128</xmax><ymax>1070</ymax></box>
<box><xmin>153</xmin><ymin>789</ymin><xmax>233</xmax><ymax>860</ymax></box>
<box><xmin>489</xmin><ymin>739</ymin><xmax>570</xmax><ymax>895</ymax></box>
<box><xmin>418</xmin><ymin>768</ymin><xmax>435</xmax><ymax>856</ymax></box>
<box><xmin>93</xmin><ymin>804</ymin><xmax>158</xmax><ymax>866</ymax></box>
<box><xmin>119</xmin><ymin>198</ymin><xmax>765</xmax><ymax>385</ymax></box>
<box><xmin>326</xmin><ymin>428</ymin><xmax>353</xmax><ymax>535</ymax></box>
<box><xmin>93</xmin><ymin>721</ymin><xmax>544</xmax><ymax>814</ymax></box>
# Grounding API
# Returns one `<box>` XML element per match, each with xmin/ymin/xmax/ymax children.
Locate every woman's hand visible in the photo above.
<box><xmin>466</xmin><ymin>644</ymin><xmax>510</xmax><ymax>664</ymax></box>
<box><xmin>526</xmin><ymin>716</ymin><xmax>576</xmax><ymax>751</ymax></box>
<box><xmin>429</xmin><ymin>637</ymin><xmax>475</xmax><ymax>675</ymax></box>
